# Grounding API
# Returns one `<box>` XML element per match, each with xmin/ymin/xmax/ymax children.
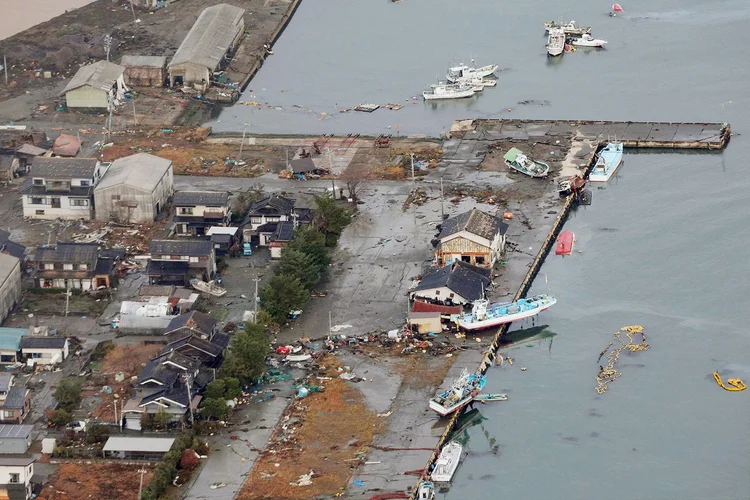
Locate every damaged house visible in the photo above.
<box><xmin>173</xmin><ymin>191</ymin><xmax>231</xmax><ymax>237</ymax></box>
<box><xmin>31</xmin><ymin>242</ymin><xmax>122</xmax><ymax>290</ymax></box>
<box><xmin>434</xmin><ymin>208</ymin><xmax>508</xmax><ymax>268</ymax></box>
<box><xmin>147</xmin><ymin>240</ymin><xmax>216</xmax><ymax>286</ymax></box>
<box><xmin>61</xmin><ymin>60</ymin><xmax>127</xmax><ymax>109</ymax></box>
<box><xmin>409</xmin><ymin>261</ymin><xmax>491</xmax><ymax>306</ymax></box>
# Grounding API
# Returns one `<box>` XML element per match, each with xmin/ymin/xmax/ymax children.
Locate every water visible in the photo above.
<box><xmin>207</xmin><ymin>0</ymin><xmax>750</xmax><ymax>498</ymax></box>
<box><xmin>0</xmin><ymin>0</ymin><xmax>96</xmax><ymax>40</ymax></box>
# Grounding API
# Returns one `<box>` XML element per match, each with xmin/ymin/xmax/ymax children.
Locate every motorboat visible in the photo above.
<box><xmin>431</xmin><ymin>441</ymin><xmax>463</xmax><ymax>483</ymax></box>
<box><xmin>543</xmin><ymin>20</ymin><xmax>592</xmax><ymax>35</ymax></box>
<box><xmin>475</xmin><ymin>393</ymin><xmax>508</xmax><ymax>402</ymax></box>
<box><xmin>417</xmin><ymin>481</ymin><xmax>435</xmax><ymax>500</ymax></box>
<box><xmin>504</xmin><ymin>147</ymin><xmax>550</xmax><ymax>177</ymax></box>
<box><xmin>457</xmin><ymin>295</ymin><xmax>557</xmax><ymax>331</ymax></box>
<box><xmin>429</xmin><ymin>368</ymin><xmax>486</xmax><ymax>417</ymax></box>
<box><xmin>572</xmin><ymin>34</ymin><xmax>608</xmax><ymax>47</ymax></box>
<box><xmin>558</xmin><ymin>174</ymin><xmax>587</xmax><ymax>196</ymax></box>
<box><xmin>446</xmin><ymin>61</ymin><xmax>498</xmax><ymax>82</ymax></box>
<box><xmin>190</xmin><ymin>278</ymin><xmax>227</xmax><ymax>297</ymax></box>
<box><xmin>546</xmin><ymin>28</ymin><xmax>565</xmax><ymax>57</ymax></box>
<box><xmin>423</xmin><ymin>83</ymin><xmax>475</xmax><ymax>100</ymax></box>
<box><xmin>555</xmin><ymin>229</ymin><xmax>575</xmax><ymax>256</ymax></box>
<box><xmin>589</xmin><ymin>142</ymin><xmax>624</xmax><ymax>182</ymax></box>
<box><xmin>455</xmin><ymin>76</ymin><xmax>497</xmax><ymax>91</ymax></box>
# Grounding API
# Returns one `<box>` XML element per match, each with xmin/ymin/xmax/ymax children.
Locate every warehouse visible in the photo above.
<box><xmin>121</xmin><ymin>56</ymin><xmax>168</xmax><ymax>87</ymax></box>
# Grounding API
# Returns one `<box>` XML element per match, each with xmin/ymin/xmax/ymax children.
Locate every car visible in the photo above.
<box><xmin>66</xmin><ymin>421</ymin><xmax>87</xmax><ymax>433</ymax></box>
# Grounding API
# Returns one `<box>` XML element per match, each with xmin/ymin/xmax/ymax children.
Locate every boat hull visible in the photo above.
<box><xmin>446</xmin><ymin>64</ymin><xmax>498</xmax><ymax>82</ymax></box>
<box><xmin>423</xmin><ymin>89</ymin><xmax>475</xmax><ymax>100</ymax></box>
<box><xmin>555</xmin><ymin>230</ymin><xmax>575</xmax><ymax>255</ymax></box>
<box><xmin>458</xmin><ymin>306</ymin><xmax>551</xmax><ymax>331</ymax></box>
<box><xmin>431</xmin><ymin>442</ymin><xmax>463</xmax><ymax>483</ymax></box>
<box><xmin>505</xmin><ymin>159</ymin><xmax>550</xmax><ymax>178</ymax></box>
<box><xmin>429</xmin><ymin>393</ymin><xmax>477</xmax><ymax>417</ymax></box>
<box><xmin>589</xmin><ymin>144</ymin><xmax>624</xmax><ymax>182</ymax></box>
<box><xmin>572</xmin><ymin>40</ymin><xmax>607</xmax><ymax>47</ymax></box>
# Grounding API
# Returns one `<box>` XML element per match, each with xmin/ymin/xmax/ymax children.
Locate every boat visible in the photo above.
<box><xmin>610</xmin><ymin>3</ymin><xmax>623</xmax><ymax>16</ymax></box>
<box><xmin>572</xmin><ymin>34</ymin><xmax>608</xmax><ymax>47</ymax></box>
<box><xmin>475</xmin><ymin>393</ymin><xmax>508</xmax><ymax>402</ymax></box>
<box><xmin>543</xmin><ymin>20</ymin><xmax>592</xmax><ymax>35</ymax></box>
<box><xmin>558</xmin><ymin>174</ymin><xmax>587</xmax><ymax>196</ymax></box>
<box><xmin>446</xmin><ymin>61</ymin><xmax>498</xmax><ymax>83</ymax></box>
<box><xmin>555</xmin><ymin>229</ymin><xmax>575</xmax><ymax>256</ymax></box>
<box><xmin>190</xmin><ymin>278</ymin><xmax>227</xmax><ymax>297</ymax></box>
<box><xmin>431</xmin><ymin>441</ymin><xmax>462</xmax><ymax>483</ymax></box>
<box><xmin>589</xmin><ymin>142</ymin><xmax>624</xmax><ymax>182</ymax></box>
<box><xmin>455</xmin><ymin>76</ymin><xmax>497</xmax><ymax>90</ymax></box>
<box><xmin>417</xmin><ymin>481</ymin><xmax>435</xmax><ymax>500</ymax></box>
<box><xmin>457</xmin><ymin>295</ymin><xmax>557</xmax><ymax>331</ymax></box>
<box><xmin>546</xmin><ymin>28</ymin><xmax>565</xmax><ymax>57</ymax></box>
<box><xmin>429</xmin><ymin>368</ymin><xmax>486</xmax><ymax>417</ymax></box>
<box><xmin>422</xmin><ymin>83</ymin><xmax>475</xmax><ymax>100</ymax></box>
<box><xmin>503</xmin><ymin>147</ymin><xmax>550</xmax><ymax>178</ymax></box>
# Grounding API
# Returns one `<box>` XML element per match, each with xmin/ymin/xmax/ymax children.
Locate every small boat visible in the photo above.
<box><xmin>555</xmin><ymin>229</ymin><xmax>575</xmax><ymax>256</ymax></box>
<box><xmin>417</xmin><ymin>481</ymin><xmax>435</xmax><ymax>500</ymax></box>
<box><xmin>610</xmin><ymin>3</ymin><xmax>623</xmax><ymax>16</ymax></box>
<box><xmin>572</xmin><ymin>34</ymin><xmax>608</xmax><ymax>47</ymax></box>
<box><xmin>543</xmin><ymin>20</ymin><xmax>592</xmax><ymax>35</ymax></box>
<box><xmin>431</xmin><ymin>441</ymin><xmax>463</xmax><ymax>483</ymax></box>
<box><xmin>423</xmin><ymin>83</ymin><xmax>475</xmax><ymax>100</ymax></box>
<box><xmin>504</xmin><ymin>147</ymin><xmax>550</xmax><ymax>178</ymax></box>
<box><xmin>446</xmin><ymin>61</ymin><xmax>498</xmax><ymax>83</ymax></box>
<box><xmin>429</xmin><ymin>368</ymin><xmax>486</xmax><ymax>417</ymax></box>
<box><xmin>546</xmin><ymin>28</ymin><xmax>565</xmax><ymax>57</ymax></box>
<box><xmin>457</xmin><ymin>295</ymin><xmax>557</xmax><ymax>331</ymax></box>
<box><xmin>558</xmin><ymin>174</ymin><xmax>587</xmax><ymax>196</ymax></box>
<box><xmin>475</xmin><ymin>393</ymin><xmax>508</xmax><ymax>402</ymax></box>
<box><xmin>190</xmin><ymin>278</ymin><xmax>228</xmax><ymax>297</ymax></box>
<box><xmin>589</xmin><ymin>142</ymin><xmax>624</xmax><ymax>182</ymax></box>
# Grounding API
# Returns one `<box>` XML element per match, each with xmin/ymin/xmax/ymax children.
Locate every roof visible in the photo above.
<box><xmin>121</xmin><ymin>55</ymin><xmax>167</xmax><ymax>68</ymax></box>
<box><xmin>411</xmin><ymin>262</ymin><xmax>491</xmax><ymax>302</ymax></box>
<box><xmin>147</xmin><ymin>260</ymin><xmax>190</xmax><ymax>276</ymax></box>
<box><xmin>0</xmin><ymin>253</ymin><xmax>20</xmax><ymax>280</ymax></box>
<box><xmin>409</xmin><ymin>312</ymin><xmax>441</xmax><ymax>320</ymax></box>
<box><xmin>151</xmin><ymin>349</ymin><xmax>199</xmax><ymax>372</ymax></box>
<box><xmin>0</xmin><ymin>230</ymin><xmax>26</xmax><ymax>260</ymax></box>
<box><xmin>102</xmin><ymin>436</ymin><xmax>175</xmax><ymax>453</ymax></box>
<box><xmin>211</xmin><ymin>332</ymin><xmax>230</xmax><ymax>349</ymax></box>
<box><xmin>20</xmin><ymin>337</ymin><xmax>68</xmax><ymax>350</ymax></box>
<box><xmin>165</xmin><ymin>311</ymin><xmax>217</xmax><ymax>336</ymax></box>
<box><xmin>173</xmin><ymin>191</ymin><xmax>229</xmax><ymax>207</ymax></box>
<box><xmin>0</xmin><ymin>456</ymin><xmax>35</xmax><ymax>466</ymax></box>
<box><xmin>272</xmin><ymin>221</ymin><xmax>295</xmax><ymax>242</ymax></box>
<box><xmin>247</xmin><ymin>195</ymin><xmax>295</xmax><ymax>218</ymax></box>
<box><xmin>0</xmin><ymin>328</ymin><xmax>27</xmax><ymax>352</ymax></box>
<box><xmin>3</xmin><ymin>386</ymin><xmax>27</xmax><ymax>409</ymax></box>
<box><xmin>140</xmin><ymin>385</ymin><xmax>191</xmax><ymax>408</ymax></box>
<box><xmin>168</xmin><ymin>4</ymin><xmax>245</xmax><ymax>70</ymax></box>
<box><xmin>136</xmin><ymin>359</ymin><xmax>179</xmax><ymax>387</ymax></box>
<box><xmin>255</xmin><ymin>222</ymin><xmax>278</xmax><ymax>234</ymax></box>
<box><xmin>139</xmin><ymin>285</ymin><xmax>176</xmax><ymax>297</ymax></box>
<box><xmin>62</xmin><ymin>60</ymin><xmax>125</xmax><ymax>94</ymax></box>
<box><xmin>34</xmin><ymin>243</ymin><xmax>98</xmax><ymax>264</ymax></box>
<box><xmin>29</xmin><ymin>158</ymin><xmax>98</xmax><ymax>179</ymax></box>
<box><xmin>205</xmin><ymin>226</ymin><xmax>238</xmax><ymax>236</ymax></box>
<box><xmin>51</xmin><ymin>134</ymin><xmax>81</xmax><ymax>157</ymax></box>
<box><xmin>438</xmin><ymin>209</ymin><xmax>508</xmax><ymax>241</ymax></box>
<box><xmin>162</xmin><ymin>334</ymin><xmax>223</xmax><ymax>359</ymax></box>
<box><xmin>150</xmin><ymin>239</ymin><xmax>212</xmax><ymax>256</ymax></box>
<box><xmin>289</xmin><ymin>157</ymin><xmax>317</xmax><ymax>174</ymax></box>
<box><xmin>0</xmin><ymin>373</ymin><xmax>13</xmax><ymax>391</ymax></box>
<box><xmin>503</xmin><ymin>147</ymin><xmax>523</xmax><ymax>163</ymax></box>
<box><xmin>96</xmin><ymin>154</ymin><xmax>172</xmax><ymax>191</ymax></box>
<box><xmin>15</xmin><ymin>143</ymin><xmax>47</xmax><ymax>156</ymax></box>
<box><xmin>411</xmin><ymin>301</ymin><xmax>462</xmax><ymax>315</ymax></box>
<box><xmin>0</xmin><ymin>425</ymin><xmax>32</xmax><ymax>439</ymax></box>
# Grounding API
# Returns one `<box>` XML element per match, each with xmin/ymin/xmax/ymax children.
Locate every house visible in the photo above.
<box><xmin>138</xmin><ymin>386</ymin><xmax>202</xmax><ymax>425</ymax></box>
<box><xmin>121</xmin><ymin>56</ymin><xmax>167</xmax><ymax>87</ymax></box>
<box><xmin>0</xmin><ymin>230</ymin><xmax>27</xmax><ymax>261</ymax></box>
<box><xmin>19</xmin><ymin>337</ymin><xmax>69</xmax><ymax>366</ymax></box>
<box><xmin>0</xmin><ymin>329</ymin><xmax>25</xmax><ymax>364</ymax></box>
<box><xmin>160</xmin><ymin>332</ymin><xmax>228</xmax><ymax>368</ymax></box>
<box><xmin>0</xmin><ymin>387</ymin><xmax>30</xmax><ymax>424</ymax></box>
<box><xmin>21</xmin><ymin>158</ymin><xmax>110</xmax><ymax>220</ymax></box>
<box><xmin>13</xmin><ymin>144</ymin><xmax>47</xmax><ymax>174</ymax></box>
<box><xmin>0</xmin><ymin>254</ymin><xmax>22</xmax><ymax>325</ymax></box>
<box><xmin>61</xmin><ymin>60</ymin><xmax>127</xmax><ymax>109</ymax></box>
<box><xmin>0</xmin><ymin>425</ymin><xmax>32</xmax><ymax>454</ymax></box>
<box><xmin>147</xmin><ymin>240</ymin><xmax>216</xmax><ymax>285</ymax></box>
<box><xmin>173</xmin><ymin>191</ymin><xmax>231</xmax><ymax>237</ymax></box>
<box><xmin>0</xmin><ymin>455</ymin><xmax>35</xmax><ymax>500</ymax></box>
<box><xmin>94</xmin><ymin>153</ymin><xmax>174</xmax><ymax>223</ymax></box>
<box><xmin>102</xmin><ymin>437</ymin><xmax>175</xmax><ymax>461</ymax></box>
<box><xmin>31</xmin><ymin>243</ymin><xmax>122</xmax><ymax>290</ymax></box>
<box><xmin>205</xmin><ymin>227</ymin><xmax>239</xmax><ymax>256</ymax></box>
<box><xmin>118</xmin><ymin>288</ymin><xmax>201</xmax><ymax>335</ymax></box>
<box><xmin>167</xmin><ymin>4</ymin><xmax>246</xmax><ymax>88</ymax></box>
<box><xmin>0</xmin><ymin>130</ymin><xmax>47</xmax><ymax>155</ymax></box>
<box><xmin>0</xmin><ymin>375</ymin><xmax>14</xmax><ymax>404</ymax></box>
<box><xmin>434</xmin><ymin>209</ymin><xmax>508</xmax><ymax>268</ymax></box>
<box><xmin>135</xmin><ymin>350</ymin><xmax>200</xmax><ymax>399</ymax></box>
<box><xmin>409</xmin><ymin>261</ymin><xmax>491</xmax><ymax>306</ymax></box>
<box><xmin>288</xmin><ymin>157</ymin><xmax>330</xmax><ymax>177</ymax></box>
<box><xmin>269</xmin><ymin>221</ymin><xmax>294</xmax><ymax>259</ymax></box>
<box><xmin>241</xmin><ymin>195</ymin><xmax>300</xmax><ymax>246</ymax></box>
<box><xmin>164</xmin><ymin>311</ymin><xmax>217</xmax><ymax>343</ymax></box>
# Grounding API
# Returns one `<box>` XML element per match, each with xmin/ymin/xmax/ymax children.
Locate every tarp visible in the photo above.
<box><xmin>52</xmin><ymin>134</ymin><xmax>81</xmax><ymax>157</ymax></box>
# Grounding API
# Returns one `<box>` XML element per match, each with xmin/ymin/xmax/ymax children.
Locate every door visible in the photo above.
<box><xmin>51</xmin><ymin>197</ymin><xmax>61</xmax><ymax>208</ymax></box>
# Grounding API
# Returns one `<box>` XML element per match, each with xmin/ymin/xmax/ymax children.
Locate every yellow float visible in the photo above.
<box><xmin>713</xmin><ymin>372</ymin><xmax>746</xmax><ymax>392</ymax></box>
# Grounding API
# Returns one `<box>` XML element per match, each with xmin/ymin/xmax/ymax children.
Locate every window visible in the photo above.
<box><xmin>8</xmin><ymin>473</ymin><xmax>19</xmax><ymax>483</ymax></box>
<box><xmin>80</xmin><ymin>180</ymin><xmax>90</xmax><ymax>186</ymax></box>
<box><xmin>33</xmin><ymin>178</ymin><xmax>44</xmax><ymax>185</ymax></box>
<box><xmin>30</xmin><ymin>197</ymin><xmax>46</xmax><ymax>205</ymax></box>
<box><xmin>70</xmin><ymin>199</ymin><xmax>89</xmax><ymax>207</ymax></box>
<box><xmin>111</xmin><ymin>195</ymin><xmax>121</xmax><ymax>201</ymax></box>
<box><xmin>449</xmin><ymin>293</ymin><xmax>455</xmax><ymax>298</ymax></box>
<box><xmin>461</xmin><ymin>256</ymin><xmax>471</xmax><ymax>262</ymax></box>
<box><xmin>36</xmin><ymin>210</ymin><xmax>45</xmax><ymax>215</ymax></box>
<box><xmin>43</xmin><ymin>263</ymin><xmax>54</xmax><ymax>270</ymax></box>
<box><xmin>63</xmin><ymin>264</ymin><xmax>73</xmax><ymax>270</ymax></box>
<box><xmin>475</xmin><ymin>256</ymin><xmax>485</xmax><ymax>265</ymax></box>
<box><xmin>214</xmin><ymin>244</ymin><xmax>221</xmax><ymax>249</ymax></box>
<box><xmin>4</xmin><ymin>411</ymin><xmax>14</xmax><ymax>420</ymax></box>
<box><xmin>251</xmin><ymin>217</ymin><xmax>262</xmax><ymax>224</ymax></box>
<box><xmin>435</xmin><ymin>290</ymin><xmax>440</xmax><ymax>295</ymax></box>
<box><xmin>189</xmin><ymin>257</ymin><xmax>199</xmax><ymax>263</ymax></box>
<box><xmin>179</xmin><ymin>207</ymin><xmax>193</xmax><ymax>215</ymax></box>
<box><xmin>180</xmin><ymin>256</ymin><xmax>190</xmax><ymax>261</ymax></box>
<box><xmin>161</xmin><ymin>255</ymin><xmax>170</xmax><ymax>260</ymax></box>
<box><xmin>79</xmin><ymin>264</ymin><xmax>88</xmax><ymax>271</ymax></box>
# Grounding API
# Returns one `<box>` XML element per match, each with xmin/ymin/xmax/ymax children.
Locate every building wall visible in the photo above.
<box><xmin>411</xmin><ymin>286</ymin><xmax>469</xmax><ymax>305</ymax></box>
<box><xmin>0</xmin><ymin>462</ymin><xmax>33</xmax><ymax>483</ymax></box>
<box><xmin>0</xmin><ymin>406</ymin><xmax>26</xmax><ymax>424</ymax></box>
<box><xmin>124</xmin><ymin>67</ymin><xmax>165</xmax><ymax>87</ymax></box>
<box><xmin>65</xmin><ymin>85</ymin><xmax>110</xmax><ymax>109</ymax></box>
<box><xmin>22</xmin><ymin>194</ymin><xmax>93</xmax><ymax>220</ymax></box>
<box><xmin>175</xmin><ymin>204</ymin><xmax>228</xmax><ymax>219</ymax></box>
<box><xmin>0</xmin><ymin>258</ymin><xmax>21</xmax><ymax>324</ymax></box>
<box><xmin>169</xmin><ymin>62</ymin><xmax>210</xmax><ymax>87</ymax></box>
<box><xmin>23</xmin><ymin>344</ymin><xmax>69</xmax><ymax>365</ymax></box>
<box><xmin>435</xmin><ymin>232</ymin><xmax>494</xmax><ymax>267</ymax></box>
<box><xmin>408</xmin><ymin>315</ymin><xmax>442</xmax><ymax>334</ymax></box>
<box><xmin>0</xmin><ymin>350</ymin><xmax>18</xmax><ymax>364</ymax></box>
<box><xmin>36</xmin><ymin>277</ymin><xmax>94</xmax><ymax>291</ymax></box>
<box><xmin>95</xmin><ymin>168</ymin><xmax>173</xmax><ymax>223</ymax></box>
<box><xmin>0</xmin><ymin>437</ymin><xmax>30</xmax><ymax>454</ymax></box>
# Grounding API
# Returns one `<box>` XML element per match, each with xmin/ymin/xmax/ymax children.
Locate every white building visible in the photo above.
<box><xmin>94</xmin><ymin>153</ymin><xmax>174</xmax><ymax>223</ymax></box>
<box><xmin>0</xmin><ymin>455</ymin><xmax>35</xmax><ymax>500</ymax></box>
<box><xmin>20</xmin><ymin>337</ymin><xmax>69</xmax><ymax>366</ymax></box>
<box><xmin>21</xmin><ymin>158</ymin><xmax>109</xmax><ymax>220</ymax></box>
<box><xmin>0</xmin><ymin>254</ymin><xmax>22</xmax><ymax>326</ymax></box>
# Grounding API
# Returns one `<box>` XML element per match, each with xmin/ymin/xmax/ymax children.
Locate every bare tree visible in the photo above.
<box><xmin>339</xmin><ymin>171</ymin><xmax>367</xmax><ymax>204</ymax></box>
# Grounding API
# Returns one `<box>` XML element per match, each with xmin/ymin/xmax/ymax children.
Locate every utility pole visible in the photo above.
<box><xmin>237</xmin><ymin>122</ymin><xmax>249</xmax><ymax>163</ymax></box>
<box><xmin>410</xmin><ymin>153</ymin><xmax>416</xmax><ymax>190</ymax></box>
<box><xmin>129</xmin><ymin>0</ymin><xmax>138</xmax><ymax>24</ymax></box>
<box><xmin>64</xmin><ymin>280</ymin><xmax>71</xmax><ymax>317</ymax></box>
<box><xmin>328</xmin><ymin>311</ymin><xmax>332</xmax><ymax>340</ymax></box>
<box><xmin>3</xmin><ymin>55</ymin><xmax>8</xmax><ymax>86</ymax></box>
<box><xmin>137</xmin><ymin>468</ymin><xmax>147</xmax><ymax>500</ymax></box>
<box><xmin>104</xmin><ymin>35</ymin><xmax>112</xmax><ymax>62</ymax></box>
<box><xmin>440</xmin><ymin>176</ymin><xmax>445</xmax><ymax>220</ymax></box>
<box><xmin>113</xmin><ymin>399</ymin><xmax>118</xmax><ymax>427</ymax></box>
<box><xmin>184</xmin><ymin>374</ymin><xmax>194</xmax><ymax>425</ymax></box>
<box><xmin>331</xmin><ymin>177</ymin><xmax>336</xmax><ymax>199</ymax></box>
<box><xmin>253</xmin><ymin>275</ymin><xmax>260</xmax><ymax>323</ymax></box>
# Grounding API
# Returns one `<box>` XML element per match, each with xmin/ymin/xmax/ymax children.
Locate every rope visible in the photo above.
<box><xmin>713</xmin><ymin>372</ymin><xmax>747</xmax><ymax>392</ymax></box>
<box><xmin>595</xmin><ymin>325</ymin><xmax>650</xmax><ymax>394</ymax></box>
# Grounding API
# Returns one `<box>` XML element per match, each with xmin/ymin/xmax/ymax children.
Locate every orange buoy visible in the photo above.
<box><xmin>503</xmin><ymin>212</ymin><xmax>513</xmax><ymax>219</ymax></box>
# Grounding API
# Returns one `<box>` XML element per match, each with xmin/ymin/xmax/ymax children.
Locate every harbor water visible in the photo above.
<box><xmin>0</xmin><ymin>0</ymin><xmax>96</xmax><ymax>40</ymax></box>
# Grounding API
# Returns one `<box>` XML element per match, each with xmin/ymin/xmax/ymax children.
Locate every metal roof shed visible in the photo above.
<box><xmin>102</xmin><ymin>436</ymin><xmax>176</xmax><ymax>461</ymax></box>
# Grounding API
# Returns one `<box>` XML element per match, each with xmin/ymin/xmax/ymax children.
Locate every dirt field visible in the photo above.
<box><xmin>38</xmin><ymin>462</ymin><xmax>154</xmax><ymax>500</ymax></box>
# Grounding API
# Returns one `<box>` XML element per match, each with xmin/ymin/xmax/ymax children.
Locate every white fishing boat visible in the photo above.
<box><xmin>457</xmin><ymin>295</ymin><xmax>557</xmax><ymax>331</ymax></box>
<box><xmin>190</xmin><ymin>278</ymin><xmax>227</xmax><ymax>297</ymax></box>
<box><xmin>546</xmin><ymin>28</ymin><xmax>565</xmax><ymax>57</ymax></box>
<box><xmin>589</xmin><ymin>141</ymin><xmax>624</xmax><ymax>182</ymax></box>
<box><xmin>455</xmin><ymin>76</ymin><xmax>497</xmax><ymax>90</ymax></box>
<box><xmin>431</xmin><ymin>441</ymin><xmax>463</xmax><ymax>483</ymax></box>
<box><xmin>446</xmin><ymin>60</ymin><xmax>498</xmax><ymax>82</ymax></box>
<box><xmin>423</xmin><ymin>83</ymin><xmax>475</xmax><ymax>100</ymax></box>
<box><xmin>429</xmin><ymin>368</ymin><xmax>486</xmax><ymax>417</ymax></box>
<box><xmin>572</xmin><ymin>34</ymin><xmax>608</xmax><ymax>47</ymax></box>
<box><xmin>475</xmin><ymin>393</ymin><xmax>508</xmax><ymax>402</ymax></box>
<box><xmin>543</xmin><ymin>20</ymin><xmax>592</xmax><ymax>35</ymax></box>
<box><xmin>417</xmin><ymin>481</ymin><xmax>435</xmax><ymax>500</ymax></box>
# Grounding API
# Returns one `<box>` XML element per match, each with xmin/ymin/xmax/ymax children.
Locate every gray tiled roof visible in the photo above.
<box><xmin>247</xmin><ymin>195</ymin><xmax>295</xmax><ymax>217</ymax></box>
<box><xmin>173</xmin><ymin>190</ymin><xmax>229</xmax><ymax>207</ymax></box>
<box><xmin>168</xmin><ymin>4</ymin><xmax>245</xmax><ymax>71</ymax></box>
<box><xmin>165</xmin><ymin>311</ymin><xmax>217</xmax><ymax>336</ymax></box>
<box><xmin>3</xmin><ymin>386</ymin><xmax>27</xmax><ymax>409</ymax></box>
<box><xmin>29</xmin><ymin>158</ymin><xmax>99</xmax><ymax>179</ymax></box>
<box><xmin>0</xmin><ymin>424</ymin><xmax>32</xmax><ymax>439</ymax></box>
<box><xmin>438</xmin><ymin>209</ymin><xmax>508</xmax><ymax>241</ymax></box>
<box><xmin>62</xmin><ymin>60</ymin><xmax>125</xmax><ymax>94</ymax></box>
<box><xmin>411</xmin><ymin>262</ymin><xmax>491</xmax><ymax>302</ymax></box>
<box><xmin>150</xmin><ymin>239</ymin><xmax>212</xmax><ymax>256</ymax></box>
<box><xmin>20</xmin><ymin>336</ymin><xmax>67</xmax><ymax>350</ymax></box>
<box><xmin>33</xmin><ymin>243</ymin><xmax>98</xmax><ymax>264</ymax></box>
<box><xmin>272</xmin><ymin>221</ymin><xmax>295</xmax><ymax>242</ymax></box>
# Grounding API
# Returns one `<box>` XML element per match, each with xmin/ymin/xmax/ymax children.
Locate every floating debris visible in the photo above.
<box><xmin>595</xmin><ymin>325</ymin><xmax>650</xmax><ymax>394</ymax></box>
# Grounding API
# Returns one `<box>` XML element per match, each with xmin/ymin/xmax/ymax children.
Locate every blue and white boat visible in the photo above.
<box><xmin>589</xmin><ymin>142</ymin><xmax>624</xmax><ymax>182</ymax></box>
<box><xmin>457</xmin><ymin>295</ymin><xmax>557</xmax><ymax>331</ymax></box>
<box><xmin>429</xmin><ymin>368</ymin><xmax>486</xmax><ymax>417</ymax></box>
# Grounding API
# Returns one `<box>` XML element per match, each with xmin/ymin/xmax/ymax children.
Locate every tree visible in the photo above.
<box><xmin>223</xmin><ymin>377</ymin><xmax>242</xmax><ymax>399</ymax></box>
<box><xmin>339</xmin><ymin>170</ymin><xmax>367</xmax><ymax>204</ymax></box>
<box><xmin>273</xmin><ymin>248</ymin><xmax>321</xmax><ymax>289</ymax></box>
<box><xmin>50</xmin><ymin>408</ymin><xmax>73</xmax><ymax>428</ymax></box>
<box><xmin>203</xmin><ymin>379</ymin><xmax>227</xmax><ymax>400</ymax></box>
<box><xmin>313</xmin><ymin>194</ymin><xmax>351</xmax><ymax>246</ymax></box>
<box><xmin>152</xmin><ymin>407</ymin><xmax>171</xmax><ymax>430</ymax></box>
<box><xmin>231</xmin><ymin>184</ymin><xmax>265</xmax><ymax>223</ymax></box>
<box><xmin>85</xmin><ymin>423</ymin><xmax>110</xmax><ymax>444</ymax></box>
<box><xmin>200</xmin><ymin>398</ymin><xmax>230</xmax><ymax>421</ymax></box>
<box><xmin>220</xmin><ymin>323</ymin><xmax>269</xmax><ymax>384</ymax></box>
<box><xmin>140</xmin><ymin>412</ymin><xmax>154</xmax><ymax>431</ymax></box>
<box><xmin>288</xmin><ymin>227</ymin><xmax>330</xmax><ymax>271</ymax></box>
<box><xmin>259</xmin><ymin>276</ymin><xmax>309</xmax><ymax>323</ymax></box>
<box><xmin>54</xmin><ymin>377</ymin><xmax>82</xmax><ymax>411</ymax></box>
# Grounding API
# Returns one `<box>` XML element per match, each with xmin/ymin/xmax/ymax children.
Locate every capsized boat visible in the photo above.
<box><xmin>423</xmin><ymin>83</ymin><xmax>475</xmax><ymax>100</ymax></box>
<box><xmin>446</xmin><ymin>61</ymin><xmax>498</xmax><ymax>83</ymax></box>
<box><xmin>429</xmin><ymin>368</ymin><xmax>486</xmax><ymax>417</ymax></box>
<box><xmin>457</xmin><ymin>295</ymin><xmax>557</xmax><ymax>331</ymax></box>
<box><xmin>431</xmin><ymin>441</ymin><xmax>463</xmax><ymax>483</ymax></box>
<box><xmin>546</xmin><ymin>28</ymin><xmax>565</xmax><ymax>57</ymax></box>
<box><xmin>610</xmin><ymin>3</ymin><xmax>623</xmax><ymax>16</ymax></box>
<box><xmin>589</xmin><ymin>142</ymin><xmax>624</xmax><ymax>182</ymax></box>
<box><xmin>504</xmin><ymin>147</ymin><xmax>550</xmax><ymax>178</ymax></box>
<box><xmin>572</xmin><ymin>34</ymin><xmax>608</xmax><ymax>47</ymax></box>
<box><xmin>475</xmin><ymin>393</ymin><xmax>508</xmax><ymax>402</ymax></box>
<box><xmin>417</xmin><ymin>480</ymin><xmax>436</xmax><ymax>500</ymax></box>
<box><xmin>543</xmin><ymin>20</ymin><xmax>592</xmax><ymax>35</ymax></box>
<box><xmin>558</xmin><ymin>174</ymin><xmax>587</xmax><ymax>196</ymax></box>
<box><xmin>190</xmin><ymin>278</ymin><xmax>227</xmax><ymax>297</ymax></box>
<box><xmin>555</xmin><ymin>229</ymin><xmax>575</xmax><ymax>256</ymax></box>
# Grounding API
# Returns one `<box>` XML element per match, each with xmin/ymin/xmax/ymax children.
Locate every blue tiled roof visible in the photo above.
<box><xmin>0</xmin><ymin>329</ymin><xmax>26</xmax><ymax>352</ymax></box>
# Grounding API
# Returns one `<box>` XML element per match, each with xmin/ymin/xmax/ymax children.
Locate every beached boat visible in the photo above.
<box><xmin>589</xmin><ymin>142</ymin><xmax>624</xmax><ymax>182</ymax></box>
<box><xmin>417</xmin><ymin>480</ymin><xmax>436</xmax><ymax>500</ymax></box>
<box><xmin>457</xmin><ymin>295</ymin><xmax>557</xmax><ymax>331</ymax></box>
<box><xmin>555</xmin><ymin>229</ymin><xmax>575</xmax><ymax>256</ymax></box>
<box><xmin>475</xmin><ymin>393</ymin><xmax>508</xmax><ymax>402</ymax></box>
<box><xmin>546</xmin><ymin>28</ymin><xmax>565</xmax><ymax>57</ymax></box>
<box><xmin>190</xmin><ymin>278</ymin><xmax>227</xmax><ymax>297</ymax></box>
<box><xmin>446</xmin><ymin>62</ymin><xmax>498</xmax><ymax>83</ymax></box>
<box><xmin>429</xmin><ymin>368</ymin><xmax>486</xmax><ymax>417</ymax></box>
<box><xmin>543</xmin><ymin>20</ymin><xmax>592</xmax><ymax>35</ymax></box>
<box><xmin>572</xmin><ymin>34</ymin><xmax>608</xmax><ymax>47</ymax></box>
<box><xmin>504</xmin><ymin>147</ymin><xmax>550</xmax><ymax>177</ymax></box>
<box><xmin>431</xmin><ymin>441</ymin><xmax>463</xmax><ymax>483</ymax></box>
<box><xmin>422</xmin><ymin>83</ymin><xmax>475</xmax><ymax>100</ymax></box>
<box><xmin>558</xmin><ymin>174</ymin><xmax>587</xmax><ymax>196</ymax></box>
